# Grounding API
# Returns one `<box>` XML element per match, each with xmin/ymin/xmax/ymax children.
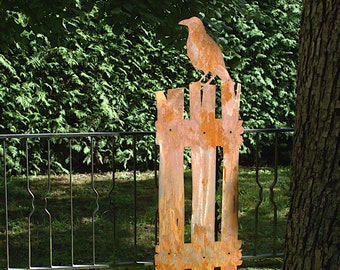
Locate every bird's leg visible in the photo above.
<box><xmin>199</xmin><ymin>73</ymin><xmax>216</xmax><ymax>85</ymax></box>
<box><xmin>199</xmin><ymin>74</ymin><xmax>207</xmax><ymax>83</ymax></box>
<box><xmin>205</xmin><ymin>75</ymin><xmax>216</xmax><ymax>85</ymax></box>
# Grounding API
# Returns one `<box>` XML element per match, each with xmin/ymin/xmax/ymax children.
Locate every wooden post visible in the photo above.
<box><xmin>155</xmin><ymin>81</ymin><xmax>243</xmax><ymax>269</ymax></box>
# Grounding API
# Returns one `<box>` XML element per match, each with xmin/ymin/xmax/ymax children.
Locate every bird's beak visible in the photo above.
<box><xmin>178</xmin><ymin>19</ymin><xmax>188</xmax><ymax>26</ymax></box>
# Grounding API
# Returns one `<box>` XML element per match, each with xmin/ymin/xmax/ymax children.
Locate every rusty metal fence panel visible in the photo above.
<box><xmin>154</xmin><ymin>81</ymin><xmax>243</xmax><ymax>269</ymax></box>
<box><xmin>0</xmin><ymin>129</ymin><xmax>293</xmax><ymax>269</ymax></box>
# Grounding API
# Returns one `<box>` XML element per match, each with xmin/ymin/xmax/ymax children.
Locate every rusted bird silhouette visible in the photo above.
<box><xmin>179</xmin><ymin>16</ymin><xmax>231</xmax><ymax>84</ymax></box>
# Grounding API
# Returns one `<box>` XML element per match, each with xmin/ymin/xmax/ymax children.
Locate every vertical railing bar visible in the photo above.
<box><xmin>254</xmin><ymin>133</ymin><xmax>262</xmax><ymax>256</ymax></box>
<box><xmin>155</xmin><ymin>209</ymin><xmax>159</xmax><ymax>247</ymax></box>
<box><xmin>91</xmin><ymin>137</ymin><xmax>100</xmax><ymax>265</ymax></box>
<box><xmin>45</xmin><ymin>139</ymin><xmax>53</xmax><ymax>267</ymax></box>
<box><xmin>215</xmin><ymin>146</ymin><xmax>223</xmax><ymax>241</ymax></box>
<box><xmin>108</xmin><ymin>136</ymin><xmax>117</xmax><ymax>261</ymax></box>
<box><xmin>91</xmin><ymin>137</ymin><xmax>95</xmax><ymax>264</ymax></box>
<box><xmin>269</xmin><ymin>132</ymin><xmax>279</xmax><ymax>256</ymax></box>
<box><xmin>215</xmin><ymin>147</ymin><xmax>219</xmax><ymax>241</ymax></box>
<box><xmin>153</xmin><ymin>137</ymin><xmax>158</xmax><ymax>246</ymax></box>
<box><xmin>26</xmin><ymin>139</ymin><xmax>35</xmax><ymax>269</ymax></box>
<box><xmin>3</xmin><ymin>140</ymin><xmax>10</xmax><ymax>269</ymax></box>
<box><xmin>107</xmin><ymin>137</ymin><xmax>116</xmax><ymax>212</ymax></box>
<box><xmin>154</xmin><ymin>137</ymin><xmax>158</xmax><ymax>190</ymax></box>
<box><xmin>274</xmin><ymin>132</ymin><xmax>279</xmax><ymax>255</ymax></box>
<box><xmin>133</xmin><ymin>135</ymin><xmax>137</xmax><ymax>263</ymax></box>
<box><xmin>69</xmin><ymin>139</ymin><xmax>74</xmax><ymax>266</ymax></box>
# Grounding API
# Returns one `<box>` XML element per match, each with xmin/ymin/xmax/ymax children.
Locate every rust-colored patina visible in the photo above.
<box><xmin>154</xmin><ymin>17</ymin><xmax>243</xmax><ymax>269</ymax></box>
<box><xmin>155</xmin><ymin>82</ymin><xmax>243</xmax><ymax>269</ymax></box>
<box><xmin>178</xmin><ymin>16</ymin><xmax>231</xmax><ymax>84</ymax></box>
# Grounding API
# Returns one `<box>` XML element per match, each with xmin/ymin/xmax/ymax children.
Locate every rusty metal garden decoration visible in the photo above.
<box><xmin>155</xmin><ymin>17</ymin><xmax>243</xmax><ymax>269</ymax></box>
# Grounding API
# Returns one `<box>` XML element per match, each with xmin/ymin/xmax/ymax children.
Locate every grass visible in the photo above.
<box><xmin>238</xmin><ymin>167</ymin><xmax>290</xmax><ymax>257</ymax></box>
<box><xmin>0</xmin><ymin>167</ymin><xmax>290</xmax><ymax>269</ymax></box>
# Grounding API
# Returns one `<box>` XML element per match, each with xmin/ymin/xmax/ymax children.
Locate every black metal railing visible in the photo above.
<box><xmin>0</xmin><ymin>128</ymin><xmax>293</xmax><ymax>269</ymax></box>
<box><xmin>243</xmin><ymin>128</ymin><xmax>293</xmax><ymax>259</ymax></box>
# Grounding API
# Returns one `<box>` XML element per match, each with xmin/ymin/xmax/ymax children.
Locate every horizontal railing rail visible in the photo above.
<box><xmin>0</xmin><ymin>128</ymin><xmax>294</xmax><ymax>139</ymax></box>
<box><xmin>0</xmin><ymin>131</ymin><xmax>156</xmax><ymax>139</ymax></box>
<box><xmin>1</xmin><ymin>128</ymin><xmax>293</xmax><ymax>269</ymax></box>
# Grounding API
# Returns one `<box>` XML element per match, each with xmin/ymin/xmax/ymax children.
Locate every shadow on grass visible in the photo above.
<box><xmin>238</xmin><ymin>167</ymin><xmax>290</xmax><ymax>257</ymax></box>
<box><xmin>1</xmin><ymin>172</ymin><xmax>157</xmax><ymax>268</ymax></box>
<box><xmin>1</xmin><ymin>167</ymin><xmax>289</xmax><ymax>269</ymax></box>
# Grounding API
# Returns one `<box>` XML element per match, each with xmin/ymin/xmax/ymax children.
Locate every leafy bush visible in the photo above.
<box><xmin>0</xmin><ymin>1</ymin><xmax>300</xmax><ymax>173</ymax></box>
<box><xmin>202</xmin><ymin>0</ymin><xmax>300</xmax><ymax>155</ymax></box>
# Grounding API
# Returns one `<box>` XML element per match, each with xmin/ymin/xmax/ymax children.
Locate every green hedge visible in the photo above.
<box><xmin>0</xmin><ymin>1</ymin><xmax>300</xmax><ymax>173</ymax></box>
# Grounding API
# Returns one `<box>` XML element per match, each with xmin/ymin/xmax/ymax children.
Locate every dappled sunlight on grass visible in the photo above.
<box><xmin>1</xmin><ymin>167</ymin><xmax>290</xmax><ymax>269</ymax></box>
<box><xmin>238</xmin><ymin>167</ymin><xmax>290</xmax><ymax>257</ymax></box>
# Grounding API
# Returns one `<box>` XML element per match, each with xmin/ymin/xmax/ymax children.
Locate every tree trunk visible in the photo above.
<box><xmin>283</xmin><ymin>0</ymin><xmax>339</xmax><ymax>269</ymax></box>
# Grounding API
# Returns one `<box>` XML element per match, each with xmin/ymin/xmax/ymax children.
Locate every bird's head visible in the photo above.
<box><xmin>179</xmin><ymin>16</ymin><xmax>205</xmax><ymax>32</ymax></box>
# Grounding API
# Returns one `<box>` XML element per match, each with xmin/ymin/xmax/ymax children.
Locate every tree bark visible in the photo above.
<box><xmin>283</xmin><ymin>0</ymin><xmax>339</xmax><ymax>269</ymax></box>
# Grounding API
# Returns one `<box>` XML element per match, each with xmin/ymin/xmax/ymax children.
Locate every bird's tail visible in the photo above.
<box><xmin>216</xmin><ymin>64</ymin><xmax>232</xmax><ymax>83</ymax></box>
<box><xmin>220</xmin><ymin>79</ymin><xmax>240</xmax><ymax>116</ymax></box>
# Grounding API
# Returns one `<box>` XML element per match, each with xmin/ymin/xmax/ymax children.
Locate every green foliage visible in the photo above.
<box><xmin>0</xmin><ymin>0</ymin><xmax>300</xmax><ymax>173</ymax></box>
<box><xmin>199</xmin><ymin>0</ymin><xmax>300</xmax><ymax>154</ymax></box>
<box><xmin>201</xmin><ymin>0</ymin><xmax>301</xmax><ymax>129</ymax></box>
